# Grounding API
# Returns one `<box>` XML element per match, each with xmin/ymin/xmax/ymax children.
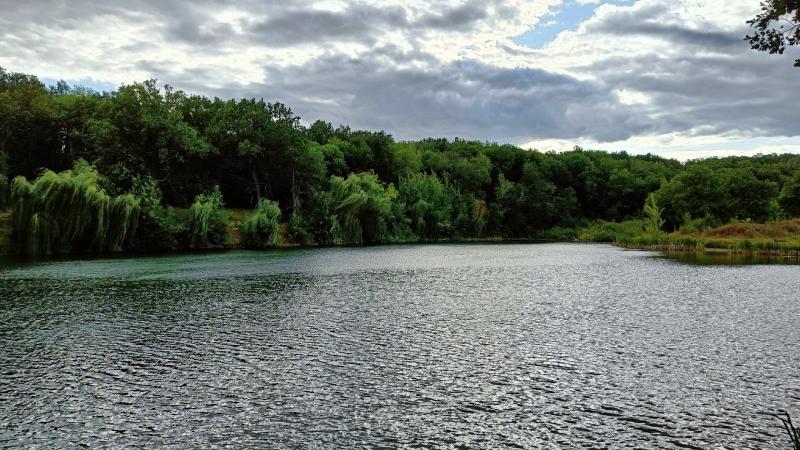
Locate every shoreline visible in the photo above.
<box><xmin>0</xmin><ymin>236</ymin><xmax>590</xmax><ymax>259</ymax></box>
<box><xmin>614</xmin><ymin>241</ymin><xmax>800</xmax><ymax>259</ymax></box>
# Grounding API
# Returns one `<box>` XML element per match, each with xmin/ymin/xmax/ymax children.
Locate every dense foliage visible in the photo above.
<box><xmin>240</xmin><ymin>199</ymin><xmax>281</xmax><ymax>248</ymax></box>
<box><xmin>3</xmin><ymin>66</ymin><xmax>800</xmax><ymax>254</ymax></box>
<box><xmin>189</xmin><ymin>186</ymin><xmax>229</xmax><ymax>249</ymax></box>
<box><xmin>10</xmin><ymin>161</ymin><xmax>139</xmax><ymax>254</ymax></box>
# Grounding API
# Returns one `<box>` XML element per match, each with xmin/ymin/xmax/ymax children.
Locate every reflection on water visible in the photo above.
<box><xmin>1</xmin><ymin>243</ymin><xmax>798</xmax><ymax>448</ymax></box>
<box><xmin>659</xmin><ymin>250</ymin><xmax>800</xmax><ymax>266</ymax></box>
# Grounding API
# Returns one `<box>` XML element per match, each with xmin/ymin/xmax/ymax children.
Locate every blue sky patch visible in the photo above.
<box><xmin>41</xmin><ymin>77</ymin><xmax>119</xmax><ymax>93</ymax></box>
<box><xmin>513</xmin><ymin>0</ymin><xmax>634</xmax><ymax>48</ymax></box>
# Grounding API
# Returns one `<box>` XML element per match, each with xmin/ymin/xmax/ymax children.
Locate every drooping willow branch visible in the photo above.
<box><xmin>10</xmin><ymin>161</ymin><xmax>140</xmax><ymax>255</ymax></box>
<box><xmin>239</xmin><ymin>198</ymin><xmax>281</xmax><ymax>248</ymax></box>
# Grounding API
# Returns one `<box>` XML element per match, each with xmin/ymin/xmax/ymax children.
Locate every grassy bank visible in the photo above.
<box><xmin>610</xmin><ymin>219</ymin><xmax>800</xmax><ymax>258</ymax></box>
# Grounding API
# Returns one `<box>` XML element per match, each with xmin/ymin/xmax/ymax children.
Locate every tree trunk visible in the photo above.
<box><xmin>291</xmin><ymin>168</ymin><xmax>301</xmax><ymax>215</ymax></box>
<box><xmin>252</xmin><ymin>168</ymin><xmax>262</xmax><ymax>203</ymax></box>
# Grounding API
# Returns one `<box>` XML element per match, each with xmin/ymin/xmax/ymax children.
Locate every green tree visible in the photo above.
<box><xmin>720</xmin><ymin>169</ymin><xmax>778</xmax><ymax>222</ymax></box>
<box><xmin>747</xmin><ymin>0</ymin><xmax>800</xmax><ymax>67</ymax></box>
<box><xmin>328</xmin><ymin>172</ymin><xmax>399</xmax><ymax>244</ymax></box>
<box><xmin>398</xmin><ymin>172</ymin><xmax>466</xmax><ymax>239</ymax></box>
<box><xmin>779</xmin><ymin>171</ymin><xmax>800</xmax><ymax>216</ymax></box>
<box><xmin>643</xmin><ymin>193</ymin><xmax>665</xmax><ymax>236</ymax></box>
<box><xmin>10</xmin><ymin>160</ymin><xmax>139</xmax><ymax>254</ymax></box>
<box><xmin>189</xmin><ymin>186</ymin><xmax>229</xmax><ymax>248</ymax></box>
<box><xmin>656</xmin><ymin>165</ymin><xmax>725</xmax><ymax>226</ymax></box>
<box><xmin>240</xmin><ymin>198</ymin><xmax>281</xmax><ymax>248</ymax></box>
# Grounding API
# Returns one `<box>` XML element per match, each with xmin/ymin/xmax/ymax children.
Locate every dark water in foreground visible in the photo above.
<box><xmin>0</xmin><ymin>243</ymin><xmax>798</xmax><ymax>448</ymax></box>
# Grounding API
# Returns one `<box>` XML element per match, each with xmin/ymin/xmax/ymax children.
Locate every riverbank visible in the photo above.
<box><xmin>0</xmin><ymin>208</ymin><xmax>538</xmax><ymax>255</ymax></box>
<box><xmin>3</xmin><ymin>206</ymin><xmax>799</xmax><ymax>259</ymax></box>
<box><xmin>613</xmin><ymin>219</ymin><xmax>800</xmax><ymax>259</ymax></box>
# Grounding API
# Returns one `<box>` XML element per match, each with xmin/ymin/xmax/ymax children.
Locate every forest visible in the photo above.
<box><xmin>3</xmin><ymin>66</ymin><xmax>800</xmax><ymax>254</ymax></box>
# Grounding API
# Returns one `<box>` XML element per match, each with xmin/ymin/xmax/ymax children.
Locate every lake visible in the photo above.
<box><xmin>1</xmin><ymin>243</ymin><xmax>798</xmax><ymax>448</ymax></box>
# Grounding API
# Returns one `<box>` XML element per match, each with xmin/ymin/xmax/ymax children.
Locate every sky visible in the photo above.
<box><xmin>1</xmin><ymin>0</ymin><xmax>799</xmax><ymax>160</ymax></box>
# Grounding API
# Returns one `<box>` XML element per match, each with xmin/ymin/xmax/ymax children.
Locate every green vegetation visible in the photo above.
<box><xmin>747</xmin><ymin>0</ymin><xmax>800</xmax><ymax>68</ymax></box>
<box><xmin>2</xmin><ymin>66</ymin><xmax>800</xmax><ymax>255</ymax></box>
<box><xmin>240</xmin><ymin>199</ymin><xmax>281</xmax><ymax>248</ymax></box>
<box><xmin>189</xmin><ymin>186</ymin><xmax>229</xmax><ymax>249</ymax></box>
<box><xmin>9</xmin><ymin>161</ymin><xmax>139</xmax><ymax>254</ymax></box>
<box><xmin>613</xmin><ymin>219</ymin><xmax>800</xmax><ymax>257</ymax></box>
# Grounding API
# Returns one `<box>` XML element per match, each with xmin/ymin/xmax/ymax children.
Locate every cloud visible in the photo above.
<box><xmin>245</xmin><ymin>5</ymin><xmax>408</xmax><ymax>47</ymax></box>
<box><xmin>519</xmin><ymin>0</ymin><xmax>800</xmax><ymax>143</ymax></box>
<box><xmin>246</xmin><ymin>48</ymin><xmax>649</xmax><ymax>142</ymax></box>
<box><xmin>0</xmin><ymin>0</ymin><xmax>798</xmax><ymax>154</ymax></box>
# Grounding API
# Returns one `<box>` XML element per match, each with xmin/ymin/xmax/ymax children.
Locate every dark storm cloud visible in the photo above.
<box><xmin>244</xmin><ymin>1</ymin><xmax>502</xmax><ymax>47</ymax></box>
<box><xmin>0</xmin><ymin>0</ymin><xmax>508</xmax><ymax>48</ymax></box>
<box><xmin>246</xmin><ymin>5</ymin><xmax>409</xmax><ymax>47</ymax></box>
<box><xmin>587</xmin><ymin>50</ymin><xmax>800</xmax><ymax>137</ymax></box>
<box><xmin>161</xmin><ymin>46</ymin><xmax>650</xmax><ymax>143</ymax></box>
<box><xmin>419</xmin><ymin>1</ymin><xmax>490</xmax><ymax>29</ymax></box>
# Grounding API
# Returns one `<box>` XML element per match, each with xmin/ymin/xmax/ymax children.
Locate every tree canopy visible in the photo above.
<box><xmin>3</xmin><ymin>66</ymin><xmax>800</xmax><ymax>254</ymax></box>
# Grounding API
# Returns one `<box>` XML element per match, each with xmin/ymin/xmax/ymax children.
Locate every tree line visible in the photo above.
<box><xmin>2</xmin><ymin>67</ymin><xmax>800</xmax><ymax>254</ymax></box>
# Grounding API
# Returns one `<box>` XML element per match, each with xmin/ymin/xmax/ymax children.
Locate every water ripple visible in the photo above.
<box><xmin>0</xmin><ymin>244</ymin><xmax>798</xmax><ymax>448</ymax></box>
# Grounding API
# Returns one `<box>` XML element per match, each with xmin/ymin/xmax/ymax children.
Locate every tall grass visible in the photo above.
<box><xmin>10</xmin><ymin>161</ymin><xmax>139</xmax><ymax>255</ymax></box>
<box><xmin>240</xmin><ymin>198</ymin><xmax>281</xmax><ymax>248</ymax></box>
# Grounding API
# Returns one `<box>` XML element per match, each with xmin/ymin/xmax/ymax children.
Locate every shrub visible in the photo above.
<box><xmin>240</xmin><ymin>199</ymin><xmax>281</xmax><ymax>248</ymax></box>
<box><xmin>189</xmin><ymin>186</ymin><xmax>229</xmax><ymax>248</ymax></box>
<box><xmin>577</xmin><ymin>220</ymin><xmax>645</xmax><ymax>242</ymax></box>
<box><xmin>536</xmin><ymin>226</ymin><xmax>578</xmax><ymax>241</ymax></box>
<box><xmin>286</xmin><ymin>213</ymin><xmax>311</xmax><ymax>245</ymax></box>
<box><xmin>130</xmin><ymin>206</ymin><xmax>189</xmax><ymax>252</ymax></box>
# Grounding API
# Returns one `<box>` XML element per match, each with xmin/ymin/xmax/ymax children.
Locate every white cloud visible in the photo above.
<box><xmin>0</xmin><ymin>0</ymin><xmax>798</xmax><ymax>156</ymax></box>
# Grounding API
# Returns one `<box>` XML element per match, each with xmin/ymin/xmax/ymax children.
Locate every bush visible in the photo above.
<box><xmin>189</xmin><ymin>186</ymin><xmax>229</xmax><ymax>248</ymax></box>
<box><xmin>286</xmin><ymin>213</ymin><xmax>312</xmax><ymax>245</ymax></box>
<box><xmin>535</xmin><ymin>226</ymin><xmax>578</xmax><ymax>241</ymax></box>
<box><xmin>577</xmin><ymin>220</ymin><xmax>645</xmax><ymax>242</ymax></box>
<box><xmin>130</xmin><ymin>206</ymin><xmax>189</xmax><ymax>252</ymax></box>
<box><xmin>240</xmin><ymin>199</ymin><xmax>281</xmax><ymax>248</ymax></box>
<box><xmin>677</xmin><ymin>213</ymin><xmax>717</xmax><ymax>234</ymax></box>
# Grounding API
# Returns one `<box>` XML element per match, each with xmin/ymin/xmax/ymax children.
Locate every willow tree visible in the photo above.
<box><xmin>10</xmin><ymin>161</ymin><xmax>140</xmax><ymax>255</ymax></box>
<box><xmin>328</xmin><ymin>172</ymin><xmax>395</xmax><ymax>245</ymax></box>
<box><xmin>188</xmin><ymin>186</ymin><xmax>229</xmax><ymax>248</ymax></box>
<box><xmin>240</xmin><ymin>198</ymin><xmax>281</xmax><ymax>248</ymax></box>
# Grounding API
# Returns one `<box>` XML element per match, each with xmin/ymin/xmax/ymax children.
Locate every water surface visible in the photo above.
<box><xmin>1</xmin><ymin>243</ymin><xmax>798</xmax><ymax>448</ymax></box>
